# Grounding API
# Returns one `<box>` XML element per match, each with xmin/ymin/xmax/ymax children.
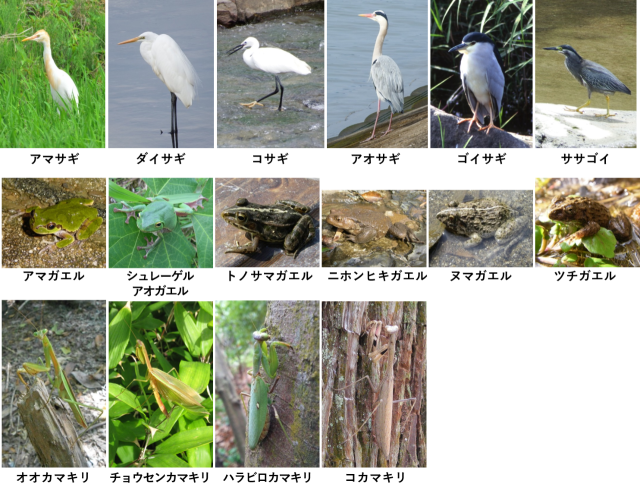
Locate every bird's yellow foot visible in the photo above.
<box><xmin>563</xmin><ymin>106</ymin><xmax>584</xmax><ymax>114</ymax></box>
<box><xmin>240</xmin><ymin>101</ymin><xmax>264</xmax><ymax>109</ymax></box>
<box><xmin>594</xmin><ymin>112</ymin><xmax>615</xmax><ymax>118</ymax></box>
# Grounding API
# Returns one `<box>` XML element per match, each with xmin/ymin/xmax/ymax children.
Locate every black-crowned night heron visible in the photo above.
<box><xmin>544</xmin><ymin>45</ymin><xmax>631</xmax><ymax>118</ymax></box>
<box><xmin>449</xmin><ymin>32</ymin><xmax>505</xmax><ymax>134</ymax></box>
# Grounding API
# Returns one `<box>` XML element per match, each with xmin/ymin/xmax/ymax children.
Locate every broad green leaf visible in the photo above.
<box><xmin>108</xmin><ymin>302</ymin><xmax>131</xmax><ymax>369</ymax></box>
<box><xmin>146</xmin><ymin>454</ymin><xmax>189</xmax><ymax>467</ymax></box>
<box><xmin>584</xmin><ymin>257</ymin><xmax>619</xmax><ymax>267</ymax></box>
<box><xmin>582</xmin><ymin>227</ymin><xmax>616</xmax><ymax>258</ymax></box>
<box><xmin>154</xmin><ymin>427</ymin><xmax>213</xmax><ymax>455</ymax></box>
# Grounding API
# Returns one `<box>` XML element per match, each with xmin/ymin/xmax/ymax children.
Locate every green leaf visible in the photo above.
<box><xmin>154</xmin><ymin>426</ymin><xmax>213</xmax><ymax>455</ymax></box>
<box><xmin>535</xmin><ymin>225</ymin><xmax>544</xmax><ymax>253</ymax></box>
<box><xmin>178</xmin><ymin>361</ymin><xmax>210</xmax><ymax>395</ymax></box>
<box><xmin>146</xmin><ymin>453</ymin><xmax>189</xmax><ymax>467</ymax></box>
<box><xmin>108</xmin><ymin>302</ymin><xmax>131</xmax><ymax>369</ymax></box>
<box><xmin>174</xmin><ymin>302</ymin><xmax>200</xmax><ymax>355</ymax></box>
<box><xmin>582</xmin><ymin>227</ymin><xmax>616</xmax><ymax>258</ymax></box>
<box><xmin>561</xmin><ymin>253</ymin><xmax>578</xmax><ymax>264</ymax></box>
<box><xmin>584</xmin><ymin>257</ymin><xmax>619</xmax><ymax>267</ymax></box>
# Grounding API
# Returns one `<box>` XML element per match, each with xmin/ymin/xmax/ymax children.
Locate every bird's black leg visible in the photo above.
<box><xmin>170</xmin><ymin>92</ymin><xmax>179</xmax><ymax>148</ymax></box>
<box><xmin>276</xmin><ymin>76</ymin><xmax>284</xmax><ymax>111</ymax></box>
<box><xmin>255</xmin><ymin>76</ymin><xmax>281</xmax><ymax>107</ymax></box>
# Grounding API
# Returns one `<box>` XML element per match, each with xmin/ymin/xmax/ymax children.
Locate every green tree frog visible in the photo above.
<box><xmin>114</xmin><ymin>196</ymin><xmax>207</xmax><ymax>258</ymax></box>
<box><xmin>26</xmin><ymin>198</ymin><xmax>103</xmax><ymax>252</ymax></box>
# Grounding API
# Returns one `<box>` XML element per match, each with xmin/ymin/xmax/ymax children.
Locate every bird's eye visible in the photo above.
<box><xmin>469</xmin><ymin>42</ymin><xmax>476</xmax><ymax>46</ymax></box>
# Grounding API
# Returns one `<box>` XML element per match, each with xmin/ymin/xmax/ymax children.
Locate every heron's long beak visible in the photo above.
<box><xmin>118</xmin><ymin>36</ymin><xmax>141</xmax><ymax>45</ymax></box>
<box><xmin>22</xmin><ymin>34</ymin><xmax>37</xmax><ymax>42</ymax></box>
<box><xmin>543</xmin><ymin>46</ymin><xmax>561</xmax><ymax>51</ymax></box>
<box><xmin>226</xmin><ymin>44</ymin><xmax>244</xmax><ymax>56</ymax></box>
<box><xmin>359</xmin><ymin>13</ymin><xmax>374</xmax><ymax>18</ymax></box>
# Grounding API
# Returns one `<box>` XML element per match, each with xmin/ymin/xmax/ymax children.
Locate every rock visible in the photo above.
<box><xmin>217</xmin><ymin>0</ymin><xmax>238</xmax><ymax>28</ymax></box>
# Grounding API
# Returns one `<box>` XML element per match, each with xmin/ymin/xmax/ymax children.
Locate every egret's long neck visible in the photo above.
<box><xmin>372</xmin><ymin>21</ymin><xmax>388</xmax><ymax>62</ymax></box>
<box><xmin>41</xmin><ymin>39</ymin><xmax>59</xmax><ymax>88</ymax></box>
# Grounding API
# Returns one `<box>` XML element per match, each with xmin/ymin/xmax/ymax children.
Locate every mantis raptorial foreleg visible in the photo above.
<box><xmin>17</xmin><ymin>329</ymin><xmax>104</xmax><ymax>432</ymax></box>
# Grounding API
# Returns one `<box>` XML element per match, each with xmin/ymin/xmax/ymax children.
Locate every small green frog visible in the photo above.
<box><xmin>114</xmin><ymin>195</ymin><xmax>207</xmax><ymax>258</ymax></box>
<box><xmin>26</xmin><ymin>198</ymin><xmax>103</xmax><ymax>252</ymax></box>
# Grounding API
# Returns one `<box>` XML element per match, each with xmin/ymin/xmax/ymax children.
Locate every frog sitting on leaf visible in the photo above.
<box><xmin>114</xmin><ymin>195</ymin><xmax>208</xmax><ymax>259</ymax></box>
<box><xmin>18</xmin><ymin>198</ymin><xmax>103</xmax><ymax>253</ymax></box>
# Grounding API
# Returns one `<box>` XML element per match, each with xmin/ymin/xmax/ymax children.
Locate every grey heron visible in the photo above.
<box><xmin>227</xmin><ymin>37</ymin><xmax>312</xmax><ymax>111</ymax></box>
<box><xmin>359</xmin><ymin>10</ymin><xmax>404</xmax><ymax>141</ymax></box>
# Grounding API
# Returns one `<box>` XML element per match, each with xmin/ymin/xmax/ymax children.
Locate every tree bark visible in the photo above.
<box><xmin>17</xmin><ymin>379</ymin><xmax>88</xmax><ymax>467</ymax></box>
<box><xmin>322</xmin><ymin>301</ymin><xmax>427</xmax><ymax>467</ymax></box>
<box><xmin>215</xmin><ymin>338</ymin><xmax>246</xmax><ymax>459</ymax></box>
<box><xmin>244</xmin><ymin>300</ymin><xmax>320</xmax><ymax>467</ymax></box>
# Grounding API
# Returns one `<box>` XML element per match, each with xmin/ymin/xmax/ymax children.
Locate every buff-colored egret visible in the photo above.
<box><xmin>359</xmin><ymin>11</ymin><xmax>404</xmax><ymax>141</ymax></box>
<box><xmin>22</xmin><ymin>30</ymin><xmax>79</xmax><ymax>114</ymax></box>
<box><xmin>227</xmin><ymin>37</ymin><xmax>311</xmax><ymax>111</ymax></box>
<box><xmin>119</xmin><ymin>32</ymin><xmax>199</xmax><ymax>148</ymax></box>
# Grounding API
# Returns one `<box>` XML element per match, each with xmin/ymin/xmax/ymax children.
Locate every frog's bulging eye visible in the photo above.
<box><xmin>46</xmin><ymin>222</ymin><xmax>56</xmax><ymax>230</ymax></box>
<box><xmin>237</xmin><ymin>213</ymin><xmax>248</xmax><ymax>222</ymax></box>
<box><xmin>155</xmin><ymin>222</ymin><xmax>162</xmax><ymax>228</ymax></box>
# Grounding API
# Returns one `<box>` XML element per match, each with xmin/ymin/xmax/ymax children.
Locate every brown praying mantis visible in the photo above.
<box><xmin>133</xmin><ymin>339</ymin><xmax>210</xmax><ymax>420</ymax></box>
<box><xmin>333</xmin><ymin>319</ymin><xmax>418</xmax><ymax>466</ymax></box>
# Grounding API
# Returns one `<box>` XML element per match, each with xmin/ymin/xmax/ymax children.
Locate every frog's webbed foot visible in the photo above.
<box><xmin>225</xmin><ymin>235</ymin><xmax>260</xmax><ymax>255</ymax></box>
<box><xmin>463</xmin><ymin>233</ymin><xmax>483</xmax><ymax>249</ymax></box>
<box><xmin>137</xmin><ymin>235</ymin><xmax>161</xmax><ymax>259</ymax></box>
<box><xmin>113</xmin><ymin>202</ymin><xmax>139</xmax><ymax>224</ymax></box>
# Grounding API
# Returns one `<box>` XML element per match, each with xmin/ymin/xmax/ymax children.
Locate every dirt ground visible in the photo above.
<box><xmin>2</xmin><ymin>300</ymin><xmax>106</xmax><ymax>467</ymax></box>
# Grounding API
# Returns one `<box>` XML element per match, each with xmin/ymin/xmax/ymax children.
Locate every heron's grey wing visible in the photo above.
<box><xmin>580</xmin><ymin>61</ymin><xmax>631</xmax><ymax>95</ymax></box>
<box><xmin>461</xmin><ymin>71</ymin><xmax>480</xmax><ymax>117</ymax></box>
<box><xmin>371</xmin><ymin>55</ymin><xmax>404</xmax><ymax>114</ymax></box>
<box><xmin>486</xmin><ymin>54</ymin><xmax>505</xmax><ymax>118</ymax></box>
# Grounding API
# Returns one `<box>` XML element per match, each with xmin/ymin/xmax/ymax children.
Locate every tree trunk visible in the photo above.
<box><xmin>244</xmin><ymin>300</ymin><xmax>320</xmax><ymax>467</ymax></box>
<box><xmin>215</xmin><ymin>338</ymin><xmax>246</xmax><ymax>459</ymax></box>
<box><xmin>322</xmin><ymin>301</ymin><xmax>426</xmax><ymax>467</ymax></box>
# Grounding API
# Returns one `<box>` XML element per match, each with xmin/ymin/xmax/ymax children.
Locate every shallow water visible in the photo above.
<box><xmin>109</xmin><ymin>0</ymin><xmax>214</xmax><ymax>148</ymax></box>
<box><xmin>327</xmin><ymin>1</ymin><xmax>429</xmax><ymax>139</ymax></box>
<box><xmin>217</xmin><ymin>12</ymin><xmax>325</xmax><ymax>148</ymax></box>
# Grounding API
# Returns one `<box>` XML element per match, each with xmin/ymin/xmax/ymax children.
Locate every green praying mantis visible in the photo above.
<box><xmin>17</xmin><ymin>329</ymin><xmax>97</xmax><ymax>429</ymax></box>
<box><xmin>241</xmin><ymin>328</ymin><xmax>293</xmax><ymax>450</ymax></box>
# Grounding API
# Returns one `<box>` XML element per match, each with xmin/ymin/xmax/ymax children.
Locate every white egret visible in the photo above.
<box><xmin>119</xmin><ymin>32</ymin><xmax>199</xmax><ymax>148</ymax></box>
<box><xmin>359</xmin><ymin>11</ymin><xmax>404</xmax><ymax>141</ymax></box>
<box><xmin>227</xmin><ymin>37</ymin><xmax>311</xmax><ymax>111</ymax></box>
<box><xmin>22</xmin><ymin>30</ymin><xmax>79</xmax><ymax>114</ymax></box>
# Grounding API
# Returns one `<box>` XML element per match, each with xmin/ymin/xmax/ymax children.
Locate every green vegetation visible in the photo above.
<box><xmin>108</xmin><ymin>301</ymin><xmax>213</xmax><ymax>467</ymax></box>
<box><xmin>0</xmin><ymin>0</ymin><xmax>105</xmax><ymax>147</ymax></box>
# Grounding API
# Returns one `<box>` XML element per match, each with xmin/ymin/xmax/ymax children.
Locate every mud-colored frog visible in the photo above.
<box><xmin>436</xmin><ymin>198</ymin><xmax>525</xmax><ymax>248</ymax></box>
<box><xmin>548</xmin><ymin>196</ymin><xmax>631</xmax><ymax>242</ymax></box>
<box><xmin>326</xmin><ymin>205</ymin><xmax>422</xmax><ymax>244</ymax></box>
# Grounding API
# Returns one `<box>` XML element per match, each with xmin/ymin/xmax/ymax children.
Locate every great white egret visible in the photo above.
<box><xmin>119</xmin><ymin>32</ymin><xmax>199</xmax><ymax>148</ymax></box>
<box><xmin>359</xmin><ymin>11</ymin><xmax>404</xmax><ymax>141</ymax></box>
<box><xmin>22</xmin><ymin>30</ymin><xmax>79</xmax><ymax>114</ymax></box>
<box><xmin>227</xmin><ymin>37</ymin><xmax>311</xmax><ymax>111</ymax></box>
